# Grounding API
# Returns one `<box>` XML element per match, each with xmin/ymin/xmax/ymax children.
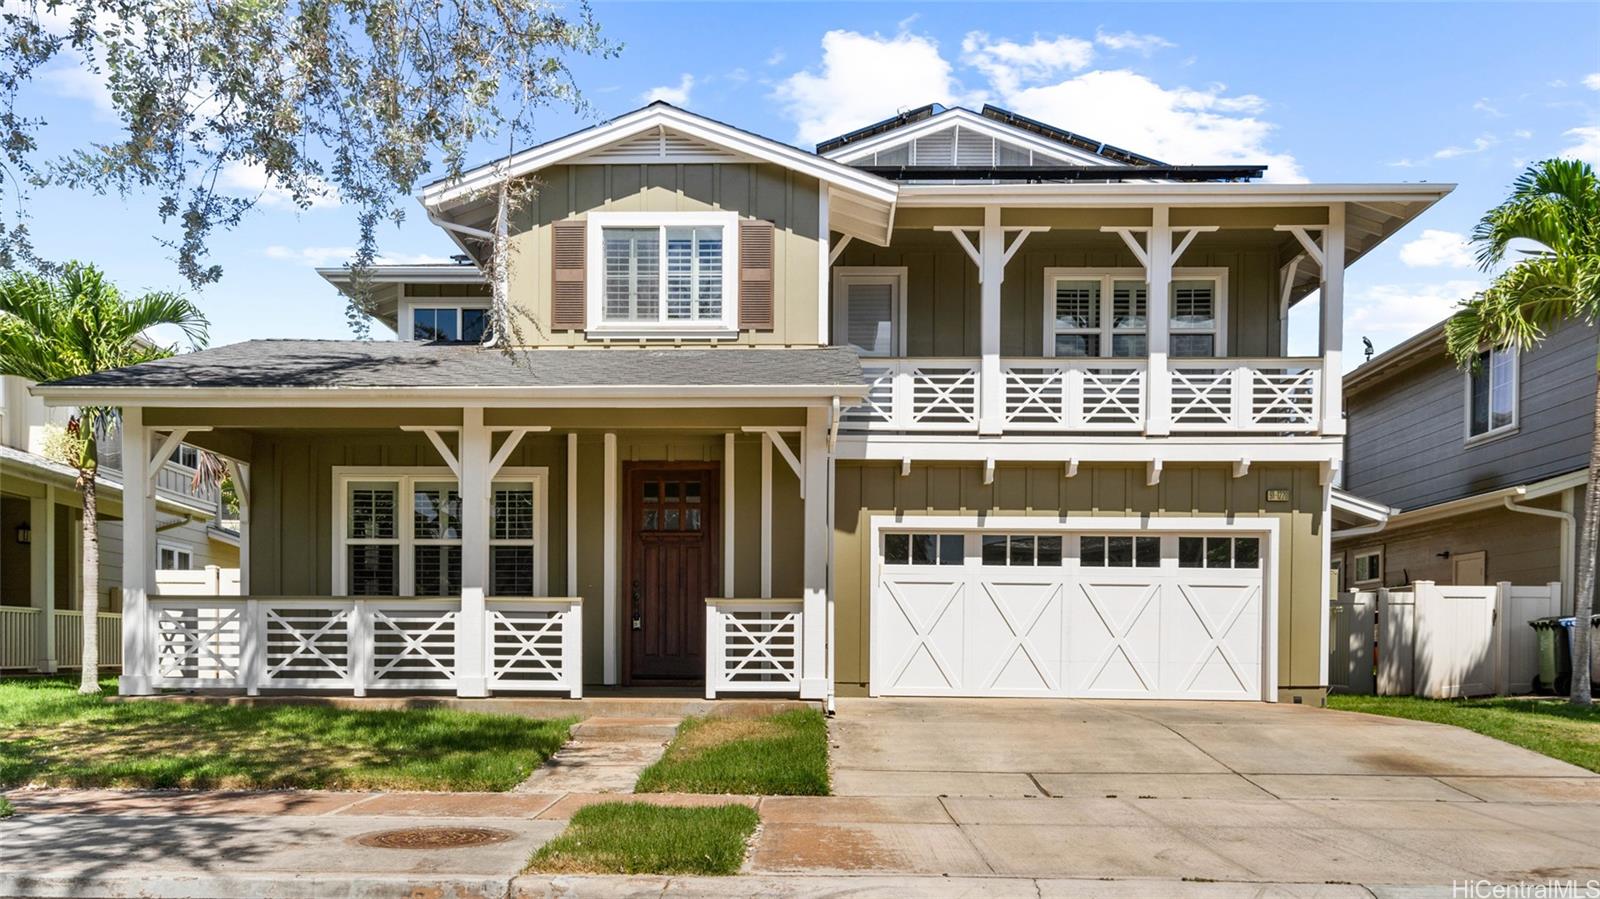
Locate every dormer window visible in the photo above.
<box><xmin>408</xmin><ymin>305</ymin><xmax>489</xmax><ymax>342</ymax></box>
<box><xmin>586</xmin><ymin>211</ymin><xmax>738</xmax><ymax>337</ymax></box>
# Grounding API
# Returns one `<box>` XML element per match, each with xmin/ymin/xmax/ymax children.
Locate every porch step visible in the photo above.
<box><xmin>571</xmin><ymin>717</ymin><xmax>682</xmax><ymax>743</ymax></box>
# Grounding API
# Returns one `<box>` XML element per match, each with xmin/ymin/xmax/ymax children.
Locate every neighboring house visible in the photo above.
<box><xmin>0</xmin><ymin>373</ymin><xmax>239</xmax><ymax>672</ymax></box>
<box><xmin>1332</xmin><ymin>318</ymin><xmax>1593</xmax><ymax>613</ymax></box>
<box><xmin>32</xmin><ymin>101</ymin><xmax>1450</xmax><ymax>704</ymax></box>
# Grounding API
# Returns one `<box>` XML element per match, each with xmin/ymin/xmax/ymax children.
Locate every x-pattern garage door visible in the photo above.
<box><xmin>874</xmin><ymin>531</ymin><xmax>1263</xmax><ymax>700</ymax></box>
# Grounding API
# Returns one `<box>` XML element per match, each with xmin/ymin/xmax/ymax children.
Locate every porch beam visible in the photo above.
<box><xmin>119</xmin><ymin>407</ymin><xmax>156</xmax><ymax>695</ymax></box>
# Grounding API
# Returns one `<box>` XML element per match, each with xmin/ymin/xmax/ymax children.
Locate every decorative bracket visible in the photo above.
<box><xmin>983</xmin><ymin>457</ymin><xmax>995</xmax><ymax>486</ymax></box>
<box><xmin>901</xmin><ymin>457</ymin><xmax>912</xmax><ymax>477</ymax></box>
<box><xmin>402</xmin><ymin>426</ymin><xmax>462</xmax><ymax>479</ymax></box>
<box><xmin>223</xmin><ymin>458</ymin><xmax>251</xmax><ymax>515</ymax></box>
<box><xmin>1275</xmin><ymin>225</ymin><xmax>1327</xmax><ymax>268</ymax></box>
<box><xmin>1064</xmin><ymin>458</ymin><xmax>1079</xmax><ymax>479</ymax></box>
<box><xmin>741</xmin><ymin>426</ymin><xmax>805</xmax><ymax>498</ymax></box>
<box><xmin>487</xmin><ymin>426</ymin><xmax>550</xmax><ymax>481</ymax></box>
<box><xmin>1233</xmin><ymin>459</ymin><xmax>1252</xmax><ymax>479</ymax></box>
<box><xmin>148</xmin><ymin>427</ymin><xmax>213</xmax><ymax>492</ymax></box>
<box><xmin>1146</xmin><ymin>459</ymin><xmax>1164</xmax><ymax>487</ymax></box>
<box><xmin>828</xmin><ymin>234</ymin><xmax>854</xmax><ymax>266</ymax></box>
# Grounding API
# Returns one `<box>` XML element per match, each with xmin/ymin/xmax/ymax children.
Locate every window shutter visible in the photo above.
<box><xmin>550</xmin><ymin>220</ymin><xmax>586</xmax><ymax>330</ymax></box>
<box><xmin>738</xmin><ymin>219</ymin><xmax>775</xmax><ymax>330</ymax></box>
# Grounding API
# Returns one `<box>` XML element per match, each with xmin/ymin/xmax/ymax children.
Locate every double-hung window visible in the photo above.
<box><xmin>336</xmin><ymin>469</ymin><xmax>545</xmax><ymax>597</ymax></box>
<box><xmin>1466</xmin><ymin>346</ymin><xmax>1518</xmax><ymax>441</ymax></box>
<box><xmin>588</xmin><ymin>212</ymin><xmax>737</xmax><ymax>334</ymax></box>
<box><xmin>1044</xmin><ymin>269</ymin><xmax>1226</xmax><ymax>358</ymax></box>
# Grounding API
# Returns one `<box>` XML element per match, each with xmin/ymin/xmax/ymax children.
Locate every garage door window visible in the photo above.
<box><xmin>884</xmin><ymin>532</ymin><xmax>964</xmax><ymax>566</ymax></box>
<box><xmin>981</xmin><ymin>534</ymin><xmax>1063</xmax><ymax>566</ymax></box>
<box><xmin>1079</xmin><ymin>535</ymin><xmax>1159</xmax><ymax>568</ymax></box>
<box><xmin>1179</xmin><ymin>536</ymin><xmax>1260</xmax><ymax>569</ymax></box>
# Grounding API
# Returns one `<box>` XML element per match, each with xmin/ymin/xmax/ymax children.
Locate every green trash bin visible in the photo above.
<box><xmin>1530</xmin><ymin>617</ymin><xmax>1570</xmax><ymax>695</ymax></box>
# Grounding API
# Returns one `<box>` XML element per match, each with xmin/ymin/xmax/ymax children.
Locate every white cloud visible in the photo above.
<box><xmin>999</xmin><ymin>69</ymin><xmax>1303</xmax><ymax>181</ymax></box>
<box><xmin>1513</xmin><ymin>128</ymin><xmax>1533</xmax><ymax>140</ymax></box>
<box><xmin>1344</xmin><ymin>279</ymin><xmax>1486</xmax><ymax>349</ymax></box>
<box><xmin>220</xmin><ymin>160</ymin><xmax>339</xmax><ymax>209</ymax></box>
<box><xmin>1472</xmin><ymin>98</ymin><xmax>1503</xmax><ymax>117</ymax></box>
<box><xmin>1400</xmin><ymin>230</ymin><xmax>1477</xmax><ymax>269</ymax></box>
<box><xmin>37</xmin><ymin>60</ymin><xmax>115</xmax><ymax>117</ymax></box>
<box><xmin>1094</xmin><ymin>29</ymin><xmax>1174</xmax><ymax>54</ymax></box>
<box><xmin>765</xmin><ymin>49</ymin><xmax>786</xmax><ymax>67</ymax></box>
<box><xmin>1583</xmin><ymin>73</ymin><xmax>1600</xmax><ymax>90</ymax></box>
<box><xmin>960</xmin><ymin>32</ymin><xmax>1095</xmax><ymax>94</ymax></box>
<box><xmin>641</xmin><ymin>74</ymin><xmax>694</xmax><ymax>106</ymax></box>
<box><xmin>1433</xmin><ymin>135</ymin><xmax>1496</xmax><ymax>159</ymax></box>
<box><xmin>774</xmin><ymin>30</ymin><xmax>964</xmax><ymax>145</ymax></box>
<box><xmin>1559</xmin><ymin>126</ymin><xmax>1600</xmax><ymax>163</ymax></box>
<box><xmin>264</xmin><ymin>246</ymin><xmax>449</xmax><ymax>267</ymax></box>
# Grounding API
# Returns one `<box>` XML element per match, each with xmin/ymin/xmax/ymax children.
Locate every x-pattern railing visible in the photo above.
<box><xmin>369</xmin><ymin>607</ymin><xmax>457</xmax><ymax>680</ymax></box>
<box><xmin>264</xmin><ymin>606</ymin><xmax>351</xmax><ymax>680</ymax></box>
<box><xmin>1077</xmin><ymin>367</ymin><xmax>1144</xmax><ymax>426</ymax></box>
<box><xmin>1170</xmin><ymin>367</ymin><xmax>1234</xmax><ymax>424</ymax></box>
<box><xmin>489</xmin><ymin>609</ymin><xmax>564</xmax><ymax>683</ymax></box>
<box><xmin>1249</xmin><ymin>369</ymin><xmax>1318</xmax><ymax>426</ymax></box>
<box><xmin>721</xmin><ymin>611</ymin><xmax>800</xmax><ymax>683</ymax></box>
<box><xmin>909</xmin><ymin>366</ymin><xmax>978</xmax><ymax>424</ymax></box>
<box><xmin>153</xmin><ymin>603</ymin><xmax>242</xmax><ymax>681</ymax></box>
<box><xmin>1003</xmin><ymin>367</ymin><xmax>1067</xmax><ymax>426</ymax></box>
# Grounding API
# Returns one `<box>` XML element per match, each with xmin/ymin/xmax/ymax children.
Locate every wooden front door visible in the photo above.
<box><xmin>625</xmin><ymin>464</ymin><xmax>720</xmax><ymax>682</ymax></box>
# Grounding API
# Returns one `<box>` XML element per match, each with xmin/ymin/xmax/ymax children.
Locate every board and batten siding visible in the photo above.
<box><xmin>1344</xmin><ymin>319</ymin><xmax>1597</xmax><ymax>511</ymax></box>
<box><xmin>832</xmin><ymin>462</ymin><xmax>1328</xmax><ymax>698</ymax></box>
<box><xmin>507</xmin><ymin>163</ymin><xmax>822</xmax><ymax>346</ymax></box>
<box><xmin>832</xmin><ymin>229</ymin><xmax>1285</xmax><ymax>357</ymax></box>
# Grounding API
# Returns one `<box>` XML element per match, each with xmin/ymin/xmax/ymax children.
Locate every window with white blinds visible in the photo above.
<box><xmin>834</xmin><ymin>270</ymin><xmax>904</xmax><ymax>357</ymax></box>
<box><xmin>590</xmin><ymin>212</ymin><xmax>737</xmax><ymax>332</ymax></box>
<box><xmin>1046</xmin><ymin>271</ymin><xmax>1225</xmax><ymax>359</ymax></box>
<box><xmin>336</xmin><ymin>470</ymin><xmax>545</xmax><ymax>597</ymax></box>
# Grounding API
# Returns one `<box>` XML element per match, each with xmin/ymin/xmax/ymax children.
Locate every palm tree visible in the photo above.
<box><xmin>0</xmin><ymin>264</ymin><xmax>207</xmax><ymax>694</ymax></box>
<box><xmin>1445</xmin><ymin>158</ymin><xmax>1600</xmax><ymax>705</ymax></box>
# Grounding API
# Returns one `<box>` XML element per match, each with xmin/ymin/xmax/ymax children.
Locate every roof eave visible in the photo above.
<box><xmin>32</xmin><ymin>383</ymin><xmax>872</xmax><ymax>408</ymax></box>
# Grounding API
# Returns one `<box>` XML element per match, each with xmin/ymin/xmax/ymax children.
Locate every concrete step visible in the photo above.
<box><xmin>570</xmin><ymin>717</ymin><xmax>681</xmax><ymax>743</ymax></box>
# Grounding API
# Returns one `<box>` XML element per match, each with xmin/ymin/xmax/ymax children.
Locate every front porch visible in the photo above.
<box><xmin>110</xmin><ymin>402</ymin><xmax>837</xmax><ymax>702</ymax></box>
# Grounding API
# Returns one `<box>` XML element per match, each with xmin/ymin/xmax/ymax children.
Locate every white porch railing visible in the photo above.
<box><xmin>2</xmin><ymin>606</ymin><xmax>39</xmax><ymax>668</ymax></box>
<box><xmin>838</xmin><ymin>356</ymin><xmax>1322</xmax><ymax>434</ymax></box>
<box><xmin>142</xmin><ymin>596</ymin><xmax>582</xmax><ymax>696</ymax></box>
<box><xmin>54</xmin><ymin>610</ymin><xmax>123</xmax><ymax>669</ymax></box>
<box><xmin>705</xmin><ymin>598</ymin><xmax>802</xmax><ymax>698</ymax></box>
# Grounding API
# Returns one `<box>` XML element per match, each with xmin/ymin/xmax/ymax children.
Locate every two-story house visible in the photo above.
<box><xmin>32</xmin><ymin>102</ymin><xmax>1449</xmax><ymax>704</ymax></box>
<box><xmin>1332</xmin><ymin>317</ymin><xmax>1594</xmax><ymax>615</ymax></box>
<box><xmin>1</xmin><ymin>373</ymin><xmax>239</xmax><ymax>673</ymax></box>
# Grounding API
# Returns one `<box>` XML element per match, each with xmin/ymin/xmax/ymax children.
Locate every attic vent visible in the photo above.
<box><xmin>582</xmin><ymin>127</ymin><xmax>743</xmax><ymax>163</ymax></box>
<box><xmin>910</xmin><ymin>129</ymin><xmax>953</xmax><ymax>165</ymax></box>
<box><xmin>956</xmin><ymin>127</ymin><xmax>992</xmax><ymax>166</ymax></box>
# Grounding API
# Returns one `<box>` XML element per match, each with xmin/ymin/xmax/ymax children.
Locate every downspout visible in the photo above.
<box><xmin>1504</xmin><ymin>493</ymin><xmax>1576</xmax><ymax>613</ymax></box>
<box><xmin>825</xmin><ymin>395</ymin><xmax>838</xmax><ymax>715</ymax></box>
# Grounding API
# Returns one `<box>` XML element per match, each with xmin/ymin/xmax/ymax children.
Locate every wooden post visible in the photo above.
<box><xmin>800</xmin><ymin>406</ymin><xmax>829</xmax><ymax>699</ymax></box>
<box><xmin>978</xmin><ymin>206</ymin><xmax>1004</xmax><ymax>434</ymax></box>
<box><xmin>602</xmin><ymin>431</ymin><xmax>618</xmax><ymax>685</ymax></box>
<box><xmin>1321</xmin><ymin>203</ymin><xmax>1346</xmax><ymax>435</ymax></box>
<box><xmin>456</xmin><ymin>407</ymin><xmax>490</xmax><ymax>697</ymax></box>
<box><xmin>1145</xmin><ymin>207</ymin><xmax>1173</xmax><ymax>436</ymax></box>
<box><xmin>119</xmin><ymin>407</ymin><xmax>156</xmax><ymax>695</ymax></box>
<box><xmin>30</xmin><ymin>489</ymin><xmax>57</xmax><ymax>672</ymax></box>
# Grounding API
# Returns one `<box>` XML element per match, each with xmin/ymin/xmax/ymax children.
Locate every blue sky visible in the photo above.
<box><xmin>13</xmin><ymin>2</ymin><xmax>1600</xmax><ymax>364</ymax></box>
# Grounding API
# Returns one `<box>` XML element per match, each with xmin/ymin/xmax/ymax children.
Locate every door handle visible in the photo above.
<box><xmin>631</xmin><ymin>581</ymin><xmax>643</xmax><ymax>630</ymax></box>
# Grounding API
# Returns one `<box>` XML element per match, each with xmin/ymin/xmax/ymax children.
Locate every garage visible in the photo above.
<box><xmin>870</xmin><ymin>524</ymin><xmax>1269</xmax><ymax>700</ymax></box>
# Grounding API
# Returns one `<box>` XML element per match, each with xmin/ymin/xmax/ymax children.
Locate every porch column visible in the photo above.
<box><xmin>800</xmin><ymin>405</ymin><xmax>829</xmax><ymax>699</ymax></box>
<box><xmin>1320</xmin><ymin>203</ymin><xmax>1346</xmax><ymax>435</ymax></box>
<box><xmin>602</xmin><ymin>431</ymin><xmax>618</xmax><ymax>685</ymax></box>
<box><xmin>1145</xmin><ymin>207</ymin><xmax>1173</xmax><ymax>436</ymax></box>
<box><xmin>29</xmin><ymin>487</ymin><xmax>57</xmax><ymax>672</ymax></box>
<box><xmin>978</xmin><ymin>205</ymin><xmax>1004</xmax><ymax>435</ymax></box>
<box><xmin>119</xmin><ymin>406</ymin><xmax>156</xmax><ymax>695</ymax></box>
<box><xmin>456</xmin><ymin>407</ymin><xmax>490</xmax><ymax>697</ymax></box>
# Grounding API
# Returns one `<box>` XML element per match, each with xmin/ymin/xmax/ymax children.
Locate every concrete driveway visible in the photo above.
<box><xmin>745</xmin><ymin>698</ymin><xmax>1600</xmax><ymax>885</ymax></box>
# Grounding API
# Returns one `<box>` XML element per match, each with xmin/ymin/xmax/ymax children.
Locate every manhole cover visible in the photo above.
<box><xmin>353</xmin><ymin>826</ymin><xmax>514</xmax><ymax>850</ymax></box>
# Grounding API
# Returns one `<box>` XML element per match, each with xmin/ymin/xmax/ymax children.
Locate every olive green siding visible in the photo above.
<box><xmin>833</xmin><ymin>229</ymin><xmax>1286</xmax><ymax>357</ymax></box>
<box><xmin>831</xmin><ymin>462</ymin><xmax>1328</xmax><ymax>697</ymax></box>
<box><xmin>507</xmin><ymin>163</ymin><xmax>822</xmax><ymax>346</ymax></box>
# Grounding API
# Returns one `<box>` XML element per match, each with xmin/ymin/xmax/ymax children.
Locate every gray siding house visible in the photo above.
<box><xmin>1333</xmin><ymin>318</ymin><xmax>1595</xmax><ymax>612</ymax></box>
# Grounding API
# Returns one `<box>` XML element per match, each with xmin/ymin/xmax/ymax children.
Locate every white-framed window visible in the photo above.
<box><xmin>832</xmin><ymin>267</ymin><xmax>907</xmax><ymax>357</ymax></box>
<box><xmin>157</xmin><ymin>543</ymin><xmax>194</xmax><ymax>571</ymax></box>
<box><xmin>168</xmin><ymin>445</ymin><xmax>200</xmax><ymax>469</ymax></box>
<box><xmin>407</xmin><ymin>305</ymin><xmax>489</xmax><ymax>343</ymax></box>
<box><xmin>586</xmin><ymin>211</ymin><xmax>739</xmax><ymax>336</ymax></box>
<box><xmin>1465</xmin><ymin>346</ymin><xmax>1518</xmax><ymax>442</ymax></box>
<box><xmin>1352</xmin><ymin>549</ymin><xmax>1382</xmax><ymax>586</ymax></box>
<box><xmin>1042</xmin><ymin>268</ymin><xmax>1228</xmax><ymax>358</ymax></box>
<box><xmin>333</xmin><ymin>467</ymin><xmax>547</xmax><ymax>597</ymax></box>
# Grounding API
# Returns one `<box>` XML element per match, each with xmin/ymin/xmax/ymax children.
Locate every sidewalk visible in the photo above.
<box><xmin>4</xmin><ymin>785</ymin><xmax>1598</xmax><ymax>897</ymax></box>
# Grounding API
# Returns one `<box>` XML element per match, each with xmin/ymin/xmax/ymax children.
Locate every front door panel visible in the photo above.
<box><xmin>626</xmin><ymin>465</ymin><xmax>719</xmax><ymax>681</ymax></box>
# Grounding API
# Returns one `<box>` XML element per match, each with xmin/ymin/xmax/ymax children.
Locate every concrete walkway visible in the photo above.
<box><xmin>4</xmin><ymin>700</ymin><xmax>1600</xmax><ymax>896</ymax></box>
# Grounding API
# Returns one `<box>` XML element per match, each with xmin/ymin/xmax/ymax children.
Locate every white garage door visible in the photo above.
<box><xmin>872</xmin><ymin>530</ymin><xmax>1265</xmax><ymax>700</ymax></box>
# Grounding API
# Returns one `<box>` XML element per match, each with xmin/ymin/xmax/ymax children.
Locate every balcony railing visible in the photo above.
<box><xmin>840</xmin><ymin>356</ymin><xmax>1322</xmax><ymax>434</ymax></box>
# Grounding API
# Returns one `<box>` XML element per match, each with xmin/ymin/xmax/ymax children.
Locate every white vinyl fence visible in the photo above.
<box><xmin>1329</xmin><ymin>580</ymin><xmax>1560</xmax><ymax>698</ymax></box>
<box><xmin>154</xmin><ymin>566</ymin><xmax>242</xmax><ymax>596</ymax></box>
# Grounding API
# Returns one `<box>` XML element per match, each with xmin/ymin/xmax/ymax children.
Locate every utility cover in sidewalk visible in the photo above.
<box><xmin>353</xmin><ymin>826</ymin><xmax>514</xmax><ymax>849</ymax></box>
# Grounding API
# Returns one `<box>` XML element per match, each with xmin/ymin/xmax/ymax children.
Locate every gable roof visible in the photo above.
<box><xmin>817</xmin><ymin>104</ymin><xmax>1172</xmax><ymax>170</ymax></box>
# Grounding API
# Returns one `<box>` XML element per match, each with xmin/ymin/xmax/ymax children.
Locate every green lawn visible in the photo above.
<box><xmin>0</xmin><ymin>677</ymin><xmax>572</xmax><ymax>791</ymax></box>
<box><xmin>1328</xmin><ymin>694</ymin><xmax>1600</xmax><ymax>773</ymax></box>
<box><xmin>0</xmin><ymin>796</ymin><xmax>13</xmax><ymax>818</ymax></box>
<box><xmin>634</xmin><ymin>708</ymin><xmax>829</xmax><ymax>795</ymax></box>
<box><xmin>527</xmin><ymin>802</ymin><xmax>759</xmax><ymax>875</ymax></box>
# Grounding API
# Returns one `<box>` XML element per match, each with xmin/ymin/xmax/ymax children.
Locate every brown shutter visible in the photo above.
<box><xmin>738</xmin><ymin>218</ymin><xmax>775</xmax><ymax>331</ymax></box>
<box><xmin>550</xmin><ymin>220</ymin><xmax>586</xmax><ymax>330</ymax></box>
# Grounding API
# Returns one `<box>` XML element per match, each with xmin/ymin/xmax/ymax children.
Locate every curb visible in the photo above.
<box><xmin>0</xmin><ymin>873</ymin><xmax>513</xmax><ymax>899</ymax></box>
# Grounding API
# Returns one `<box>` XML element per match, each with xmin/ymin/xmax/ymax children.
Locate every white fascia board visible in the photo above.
<box><xmin>316</xmin><ymin>265</ymin><xmax>486</xmax><ymax>286</ymax></box>
<box><xmin>894</xmin><ymin>182</ymin><xmax>1456</xmax><ymax>207</ymax></box>
<box><xmin>1330</xmin><ymin>487</ymin><xmax>1395</xmax><ymax>524</ymax></box>
<box><xmin>33</xmin><ymin>384</ymin><xmax>870</xmax><ymax>409</ymax></box>
<box><xmin>421</xmin><ymin>105</ymin><xmax>899</xmax><ymax>211</ymax></box>
<box><xmin>833</xmin><ymin>434</ymin><xmax>1343</xmax><ymax>465</ymax></box>
<box><xmin>827</xmin><ymin>108</ymin><xmax>1112</xmax><ymax>167</ymax></box>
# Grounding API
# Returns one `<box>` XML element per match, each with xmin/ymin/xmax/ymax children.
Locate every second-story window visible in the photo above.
<box><xmin>1045</xmin><ymin>270</ymin><xmax>1226</xmax><ymax>359</ymax></box>
<box><xmin>1467</xmin><ymin>346</ymin><xmax>1518</xmax><ymax>441</ymax></box>
<box><xmin>587</xmin><ymin>212</ymin><xmax>738</xmax><ymax>334</ymax></box>
<box><xmin>412</xmin><ymin>306</ymin><xmax>488</xmax><ymax>342</ymax></box>
<box><xmin>169</xmin><ymin>445</ymin><xmax>199</xmax><ymax>469</ymax></box>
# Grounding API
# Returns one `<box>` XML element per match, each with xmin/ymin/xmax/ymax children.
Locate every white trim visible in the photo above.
<box><xmin>566</xmin><ymin>433</ymin><xmax>577</xmax><ymax>599</ymax></box>
<box><xmin>834</xmin><ymin>434</ymin><xmax>1343</xmax><ymax>465</ymax></box>
<box><xmin>800</xmin><ymin>405</ymin><xmax>829</xmax><ymax>699</ymax></box>
<box><xmin>38</xmin><ymin>385</ymin><xmax>870</xmax><ymax>407</ymax></box>
<box><xmin>761</xmin><ymin>431</ymin><xmax>773</xmax><ymax>599</ymax></box>
<box><xmin>818</xmin><ymin>188</ymin><xmax>831</xmax><ymax>346</ymax></box>
<box><xmin>1351</xmin><ymin>548</ymin><xmax>1382</xmax><ymax>587</ymax></box>
<box><xmin>602</xmin><ymin>432</ymin><xmax>618</xmax><ymax>685</ymax></box>
<box><xmin>723</xmin><ymin>432</ymin><xmax>735</xmax><ymax>599</ymax></box>
<box><xmin>1041</xmin><ymin>267</ymin><xmax>1229</xmax><ymax>359</ymax></box>
<box><xmin>584</xmin><ymin>210</ymin><xmax>740</xmax><ymax>337</ymax></box>
<box><xmin>1463</xmin><ymin>345</ymin><xmax>1520</xmax><ymax>446</ymax></box>
<box><xmin>866</xmin><ymin>513</ymin><xmax>1280</xmax><ymax>702</ymax></box>
<box><xmin>824</xmin><ymin>108</ymin><xmax>1113</xmax><ymax>168</ymax></box>
<box><xmin>330</xmin><ymin>466</ymin><xmax>548</xmax><ymax>598</ymax></box>
<box><xmin>894</xmin><ymin>182</ymin><xmax>1454</xmax><ymax>206</ymax></box>
<box><xmin>422</xmin><ymin>104</ymin><xmax>899</xmax><ymax>210</ymax></box>
<box><xmin>831</xmin><ymin>267</ymin><xmax>908</xmax><ymax>358</ymax></box>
